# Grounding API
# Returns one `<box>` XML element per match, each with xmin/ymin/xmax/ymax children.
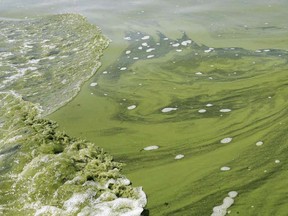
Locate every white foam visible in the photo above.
<box><xmin>90</xmin><ymin>82</ymin><xmax>98</xmax><ymax>87</ymax></box>
<box><xmin>120</xmin><ymin>67</ymin><xmax>127</xmax><ymax>71</ymax></box>
<box><xmin>181</xmin><ymin>40</ymin><xmax>192</xmax><ymax>46</ymax></box>
<box><xmin>206</xmin><ymin>103</ymin><xmax>213</xmax><ymax>107</ymax></box>
<box><xmin>256</xmin><ymin>141</ymin><xmax>263</xmax><ymax>146</ymax></box>
<box><xmin>176</xmin><ymin>49</ymin><xmax>182</xmax><ymax>52</ymax></box>
<box><xmin>141</xmin><ymin>35</ymin><xmax>150</xmax><ymax>40</ymax></box>
<box><xmin>220</xmin><ymin>109</ymin><xmax>231</xmax><ymax>113</ymax></box>
<box><xmin>127</xmin><ymin>105</ymin><xmax>136</xmax><ymax>110</ymax></box>
<box><xmin>172</xmin><ymin>43</ymin><xmax>180</xmax><ymax>47</ymax></box>
<box><xmin>133</xmin><ymin>57</ymin><xmax>139</xmax><ymax>60</ymax></box>
<box><xmin>198</xmin><ymin>109</ymin><xmax>206</xmax><ymax>113</ymax></box>
<box><xmin>35</xmin><ymin>206</ymin><xmax>63</xmax><ymax>216</ymax></box>
<box><xmin>138</xmin><ymin>46</ymin><xmax>143</xmax><ymax>50</ymax></box>
<box><xmin>220</xmin><ymin>137</ymin><xmax>232</xmax><ymax>144</ymax></box>
<box><xmin>146</xmin><ymin>48</ymin><xmax>155</xmax><ymax>52</ymax></box>
<box><xmin>102</xmin><ymin>71</ymin><xmax>108</xmax><ymax>74</ymax></box>
<box><xmin>143</xmin><ymin>146</ymin><xmax>159</xmax><ymax>151</ymax></box>
<box><xmin>175</xmin><ymin>154</ymin><xmax>184</xmax><ymax>160</ymax></box>
<box><xmin>211</xmin><ymin>191</ymin><xmax>238</xmax><ymax>216</ymax></box>
<box><xmin>161</xmin><ymin>107</ymin><xmax>177</xmax><ymax>113</ymax></box>
<box><xmin>275</xmin><ymin>160</ymin><xmax>280</xmax><ymax>164</ymax></box>
<box><xmin>228</xmin><ymin>191</ymin><xmax>238</xmax><ymax>198</ymax></box>
<box><xmin>126</xmin><ymin>50</ymin><xmax>131</xmax><ymax>55</ymax></box>
<box><xmin>124</xmin><ymin>36</ymin><xmax>131</xmax><ymax>41</ymax></box>
<box><xmin>147</xmin><ymin>55</ymin><xmax>154</xmax><ymax>59</ymax></box>
<box><xmin>63</xmin><ymin>191</ymin><xmax>96</xmax><ymax>213</ymax></box>
<box><xmin>163</xmin><ymin>37</ymin><xmax>169</xmax><ymax>40</ymax></box>
<box><xmin>204</xmin><ymin>48</ymin><xmax>214</xmax><ymax>53</ymax></box>
<box><xmin>195</xmin><ymin>72</ymin><xmax>202</xmax><ymax>75</ymax></box>
<box><xmin>220</xmin><ymin>166</ymin><xmax>231</xmax><ymax>171</ymax></box>
<box><xmin>142</xmin><ymin>42</ymin><xmax>148</xmax><ymax>46</ymax></box>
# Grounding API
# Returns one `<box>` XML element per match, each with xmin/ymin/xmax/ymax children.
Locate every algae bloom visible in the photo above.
<box><xmin>0</xmin><ymin>14</ymin><xmax>147</xmax><ymax>216</ymax></box>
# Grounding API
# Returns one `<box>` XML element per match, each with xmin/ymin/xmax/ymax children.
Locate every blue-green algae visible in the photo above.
<box><xmin>0</xmin><ymin>92</ymin><xmax>146</xmax><ymax>215</ymax></box>
<box><xmin>0</xmin><ymin>14</ymin><xmax>147</xmax><ymax>216</ymax></box>
<box><xmin>50</xmin><ymin>31</ymin><xmax>288</xmax><ymax>215</ymax></box>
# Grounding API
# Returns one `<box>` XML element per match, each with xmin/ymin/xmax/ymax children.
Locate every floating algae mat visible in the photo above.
<box><xmin>0</xmin><ymin>15</ymin><xmax>147</xmax><ymax>215</ymax></box>
<box><xmin>51</xmin><ymin>31</ymin><xmax>288</xmax><ymax>215</ymax></box>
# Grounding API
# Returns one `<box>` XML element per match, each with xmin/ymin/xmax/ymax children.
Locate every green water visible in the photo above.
<box><xmin>50</xmin><ymin>32</ymin><xmax>288</xmax><ymax>215</ymax></box>
<box><xmin>1</xmin><ymin>0</ymin><xmax>288</xmax><ymax>215</ymax></box>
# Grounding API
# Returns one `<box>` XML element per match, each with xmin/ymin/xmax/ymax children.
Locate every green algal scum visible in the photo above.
<box><xmin>0</xmin><ymin>14</ymin><xmax>147</xmax><ymax>215</ymax></box>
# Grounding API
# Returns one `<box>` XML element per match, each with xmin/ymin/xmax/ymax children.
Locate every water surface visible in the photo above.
<box><xmin>1</xmin><ymin>0</ymin><xmax>288</xmax><ymax>215</ymax></box>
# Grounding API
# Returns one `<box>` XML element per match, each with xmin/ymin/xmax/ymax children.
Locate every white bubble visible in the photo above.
<box><xmin>90</xmin><ymin>82</ymin><xmax>97</xmax><ymax>87</ymax></box>
<box><xmin>220</xmin><ymin>137</ymin><xmax>232</xmax><ymax>144</ymax></box>
<box><xmin>146</xmin><ymin>48</ymin><xmax>155</xmax><ymax>52</ymax></box>
<box><xmin>172</xmin><ymin>43</ymin><xmax>180</xmax><ymax>47</ymax></box>
<box><xmin>141</xmin><ymin>35</ymin><xmax>150</xmax><ymax>40</ymax></box>
<box><xmin>228</xmin><ymin>191</ymin><xmax>238</xmax><ymax>198</ymax></box>
<box><xmin>161</xmin><ymin>107</ymin><xmax>177</xmax><ymax>113</ymax></box>
<box><xmin>175</xmin><ymin>154</ymin><xmax>184</xmax><ymax>160</ymax></box>
<box><xmin>198</xmin><ymin>109</ymin><xmax>206</xmax><ymax>113</ymax></box>
<box><xmin>143</xmin><ymin>145</ymin><xmax>159</xmax><ymax>151</ymax></box>
<box><xmin>127</xmin><ymin>105</ymin><xmax>136</xmax><ymax>110</ymax></box>
<box><xmin>220</xmin><ymin>166</ymin><xmax>231</xmax><ymax>171</ymax></box>
<box><xmin>256</xmin><ymin>141</ymin><xmax>263</xmax><ymax>146</ymax></box>
<box><xmin>220</xmin><ymin>109</ymin><xmax>231</xmax><ymax>113</ymax></box>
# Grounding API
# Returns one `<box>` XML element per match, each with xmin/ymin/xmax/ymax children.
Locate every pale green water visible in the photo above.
<box><xmin>1</xmin><ymin>0</ymin><xmax>288</xmax><ymax>215</ymax></box>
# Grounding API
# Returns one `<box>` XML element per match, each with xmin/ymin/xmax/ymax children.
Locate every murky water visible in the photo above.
<box><xmin>1</xmin><ymin>0</ymin><xmax>288</xmax><ymax>215</ymax></box>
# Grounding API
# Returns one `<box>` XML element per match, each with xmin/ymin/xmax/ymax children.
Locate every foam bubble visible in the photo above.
<box><xmin>141</xmin><ymin>35</ymin><xmax>150</xmax><ymax>40</ymax></box>
<box><xmin>125</xmin><ymin>50</ymin><xmax>131</xmax><ymax>55</ymax></box>
<box><xmin>275</xmin><ymin>160</ymin><xmax>280</xmax><ymax>164</ymax></box>
<box><xmin>228</xmin><ymin>191</ymin><xmax>238</xmax><ymax>198</ymax></box>
<box><xmin>175</xmin><ymin>154</ymin><xmax>184</xmax><ymax>160</ymax></box>
<box><xmin>147</xmin><ymin>55</ymin><xmax>154</xmax><ymax>59</ymax></box>
<box><xmin>195</xmin><ymin>72</ymin><xmax>202</xmax><ymax>75</ymax></box>
<box><xmin>124</xmin><ymin>36</ymin><xmax>131</xmax><ymax>40</ymax></box>
<box><xmin>146</xmin><ymin>48</ymin><xmax>155</xmax><ymax>52</ymax></box>
<box><xmin>143</xmin><ymin>146</ymin><xmax>159</xmax><ymax>151</ymax></box>
<box><xmin>120</xmin><ymin>67</ymin><xmax>127</xmax><ymax>71</ymax></box>
<box><xmin>220</xmin><ymin>137</ymin><xmax>232</xmax><ymax>144</ymax></box>
<box><xmin>256</xmin><ymin>141</ymin><xmax>263</xmax><ymax>146</ymax></box>
<box><xmin>220</xmin><ymin>166</ymin><xmax>231</xmax><ymax>171</ymax></box>
<box><xmin>204</xmin><ymin>48</ymin><xmax>214</xmax><ymax>53</ymax></box>
<box><xmin>90</xmin><ymin>82</ymin><xmax>97</xmax><ymax>87</ymax></box>
<box><xmin>181</xmin><ymin>40</ymin><xmax>192</xmax><ymax>46</ymax></box>
<box><xmin>198</xmin><ymin>109</ymin><xmax>206</xmax><ymax>113</ymax></box>
<box><xmin>127</xmin><ymin>105</ymin><xmax>136</xmax><ymax>110</ymax></box>
<box><xmin>206</xmin><ymin>103</ymin><xmax>213</xmax><ymax>107</ymax></box>
<box><xmin>220</xmin><ymin>109</ymin><xmax>231</xmax><ymax>113</ymax></box>
<box><xmin>161</xmin><ymin>107</ymin><xmax>177</xmax><ymax>113</ymax></box>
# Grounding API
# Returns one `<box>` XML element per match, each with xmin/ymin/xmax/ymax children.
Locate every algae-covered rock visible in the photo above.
<box><xmin>0</xmin><ymin>92</ymin><xmax>146</xmax><ymax>215</ymax></box>
<box><xmin>0</xmin><ymin>14</ymin><xmax>109</xmax><ymax>115</ymax></box>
